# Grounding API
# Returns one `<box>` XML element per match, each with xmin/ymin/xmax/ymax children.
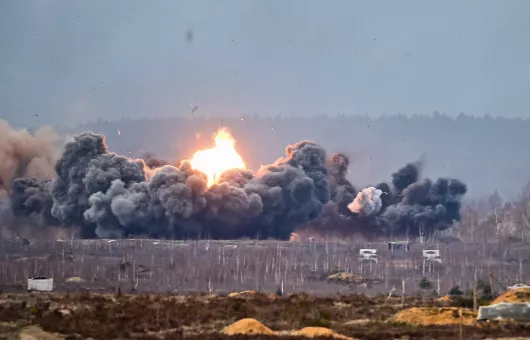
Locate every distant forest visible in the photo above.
<box><xmin>59</xmin><ymin>113</ymin><xmax>530</xmax><ymax>201</ymax></box>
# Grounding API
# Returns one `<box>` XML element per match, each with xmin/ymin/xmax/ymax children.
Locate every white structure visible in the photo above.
<box><xmin>359</xmin><ymin>249</ymin><xmax>378</xmax><ymax>262</ymax></box>
<box><xmin>508</xmin><ymin>283</ymin><xmax>530</xmax><ymax>291</ymax></box>
<box><xmin>422</xmin><ymin>250</ymin><xmax>442</xmax><ymax>263</ymax></box>
<box><xmin>27</xmin><ymin>277</ymin><xmax>53</xmax><ymax>292</ymax></box>
<box><xmin>478</xmin><ymin>302</ymin><xmax>530</xmax><ymax>321</ymax></box>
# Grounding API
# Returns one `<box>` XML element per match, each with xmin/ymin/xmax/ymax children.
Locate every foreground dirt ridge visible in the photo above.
<box><xmin>1</xmin><ymin>291</ymin><xmax>530</xmax><ymax>339</ymax></box>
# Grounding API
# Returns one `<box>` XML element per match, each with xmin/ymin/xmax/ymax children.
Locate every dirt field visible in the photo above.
<box><xmin>1</xmin><ymin>291</ymin><xmax>530</xmax><ymax>339</ymax></box>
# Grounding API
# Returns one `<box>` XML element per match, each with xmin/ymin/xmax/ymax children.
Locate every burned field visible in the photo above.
<box><xmin>1</xmin><ymin>238</ymin><xmax>530</xmax><ymax>296</ymax></box>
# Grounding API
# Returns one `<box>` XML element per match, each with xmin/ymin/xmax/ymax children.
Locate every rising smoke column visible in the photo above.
<box><xmin>381</xmin><ymin>177</ymin><xmax>467</xmax><ymax>236</ymax></box>
<box><xmin>0</xmin><ymin>120</ymin><xmax>59</xmax><ymax>192</ymax></box>
<box><xmin>327</xmin><ymin>153</ymin><xmax>356</xmax><ymax>215</ymax></box>
<box><xmin>50</xmin><ymin>132</ymin><xmax>148</xmax><ymax>237</ymax></box>
<box><xmin>0</xmin><ymin>120</ymin><xmax>61</xmax><ymax>232</ymax></box>
<box><xmin>391</xmin><ymin>161</ymin><xmax>421</xmax><ymax>202</ymax></box>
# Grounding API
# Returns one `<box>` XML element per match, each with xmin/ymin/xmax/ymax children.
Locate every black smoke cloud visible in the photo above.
<box><xmin>5</xmin><ymin>127</ymin><xmax>467</xmax><ymax>240</ymax></box>
<box><xmin>306</xmin><ymin>159</ymin><xmax>467</xmax><ymax>238</ymax></box>
<box><xmin>43</xmin><ymin>132</ymin><xmax>328</xmax><ymax>239</ymax></box>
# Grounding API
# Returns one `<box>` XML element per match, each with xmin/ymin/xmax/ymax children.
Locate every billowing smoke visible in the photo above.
<box><xmin>10</xmin><ymin>178</ymin><xmax>58</xmax><ymax>227</ymax></box>
<box><xmin>348</xmin><ymin>187</ymin><xmax>382</xmax><ymax>216</ymax></box>
<box><xmin>327</xmin><ymin>153</ymin><xmax>356</xmax><ymax>215</ymax></box>
<box><xmin>44</xmin><ymin>134</ymin><xmax>328</xmax><ymax>239</ymax></box>
<box><xmin>0</xmin><ymin>120</ymin><xmax>62</xmax><ymax>234</ymax></box>
<box><xmin>3</xmin><ymin>125</ymin><xmax>467</xmax><ymax>240</ymax></box>
<box><xmin>305</xmin><ymin>160</ymin><xmax>467</xmax><ymax>239</ymax></box>
<box><xmin>0</xmin><ymin>120</ymin><xmax>59</xmax><ymax>192</ymax></box>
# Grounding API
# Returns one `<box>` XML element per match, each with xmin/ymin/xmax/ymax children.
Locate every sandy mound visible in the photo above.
<box><xmin>65</xmin><ymin>277</ymin><xmax>85</xmax><ymax>283</ymax></box>
<box><xmin>327</xmin><ymin>272</ymin><xmax>364</xmax><ymax>284</ymax></box>
<box><xmin>291</xmin><ymin>327</ymin><xmax>354</xmax><ymax>339</ymax></box>
<box><xmin>19</xmin><ymin>325</ymin><xmax>64</xmax><ymax>340</ymax></box>
<box><xmin>437</xmin><ymin>295</ymin><xmax>453</xmax><ymax>302</ymax></box>
<box><xmin>221</xmin><ymin>318</ymin><xmax>274</xmax><ymax>335</ymax></box>
<box><xmin>393</xmin><ymin>307</ymin><xmax>477</xmax><ymax>326</ymax></box>
<box><xmin>493</xmin><ymin>288</ymin><xmax>530</xmax><ymax>304</ymax></box>
<box><xmin>227</xmin><ymin>290</ymin><xmax>257</xmax><ymax>298</ymax></box>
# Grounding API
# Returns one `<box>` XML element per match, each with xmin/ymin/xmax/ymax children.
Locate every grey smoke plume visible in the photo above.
<box><xmin>0</xmin><ymin>120</ymin><xmax>62</xmax><ymax>232</ymax></box>
<box><xmin>348</xmin><ymin>186</ymin><xmax>383</xmax><ymax>216</ymax></box>
<box><xmin>380</xmin><ymin>177</ymin><xmax>467</xmax><ymax>236</ymax></box>
<box><xmin>47</xmin><ymin>133</ymin><xmax>328</xmax><ymax>239</ymax></box>
<box><xmin>0</xmin><ymin>119</ymin><xmax>59</xmax><ymax>193</ymax></box>
<box><xmin>327</xmin><ymin>153</ymin><xmax>356</xmax><ymax>215</ymax></box>
<box><xmin>5</xmin><ymin>126</ymin><xmax>467</xmax><ymax>240</ymax></box>
<box><xmin>10</xmin><ymin>178</ymin><xmax>58</xmax><ymax>227</ymax></box>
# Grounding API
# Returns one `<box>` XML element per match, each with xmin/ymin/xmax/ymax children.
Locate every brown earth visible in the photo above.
<box><xmin>393</xmin><ymin>307</ymin><xmax>477</xmax><ymax>326</ymax></box>
<box><xmin>492</xmin><ymin>288</ymin><xmax>530</xmax><ymax>304</ymax></box>
<box><xmin>1</xmin><ymin>292</ymin><xmax>530</xmax><ymax>339</ymax></box>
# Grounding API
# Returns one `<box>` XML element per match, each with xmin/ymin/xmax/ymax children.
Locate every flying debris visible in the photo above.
<box><xmin>117</xmin><ymin>130</ymin><xmax>121</xmax><ymax>136</ymax></box>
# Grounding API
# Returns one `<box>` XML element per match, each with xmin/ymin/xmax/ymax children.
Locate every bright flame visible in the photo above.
<box><xmin>189</xmin><ymin>128</ymin><xmax>246</xmax><ymax>186</ymax></box>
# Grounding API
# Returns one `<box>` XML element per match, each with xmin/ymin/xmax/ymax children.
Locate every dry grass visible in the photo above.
<box><xmin>290</xmin><ymin>327</ymin><xmax>354</xmax><ymax>339</ymax></box>
<box><xmin>493</xmin><ymin>288</ymin><xmax>530</xmax><ymax>304</ymax></box>
<box><xmin>393</xmin><ymin>307</ymin><xmax>477</xmax><ymax>326</ymax></box>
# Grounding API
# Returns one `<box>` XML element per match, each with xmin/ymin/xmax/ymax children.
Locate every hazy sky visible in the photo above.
<box><xmin>1</xmin><ymin>0</ymin><xmax>529</xmax><ymax>127</ymax></box>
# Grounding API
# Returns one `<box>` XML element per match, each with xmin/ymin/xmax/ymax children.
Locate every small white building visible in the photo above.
<box><xmin>359</xmin><ymin>249</ymin><xmax>378</xmax><ymax>262</ymax></box>
<box><xmin>422</xmin><ymin>250</ymin><xmax>442</xmax><ymax>263</ymax></box>
<box><xmin>27</xmin><ymin>277</ymin><xmax>53</xmax><ymax>292</ymax></box>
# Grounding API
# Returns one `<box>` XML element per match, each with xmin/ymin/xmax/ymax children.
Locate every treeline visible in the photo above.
<box><xmin>453</xmin><ymin>185</ymin><xmax>530</xmax><ymax>243</ymax></box>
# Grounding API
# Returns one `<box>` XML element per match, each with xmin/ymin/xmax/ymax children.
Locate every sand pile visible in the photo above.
<box><xmin>222</xmin><ymin>319</ymin><xmax>355</xmax><ymax>339</ymax></box>
<box><xmin>436</xmin><ymin>295</ymin><xmax>453</xmax><ymax>302</ymax></box>
<box><xmin>291</xmin><ymin>327</ymin><xmax>355</xmax><ymax>339</ymax></box>
<box><xmin>492</xmin><ymin>288</ymin><xmax>530</xmax><ymax>304</ymax></box>
<box><xmin>393</xmin><ymin>307</ymin><xmax>477</xmax><ymax>326</ymax></box>
<box><xmin>221</xmin><ymin>318</ymin><xmax>274</xmax><ymax>335</ymax></box>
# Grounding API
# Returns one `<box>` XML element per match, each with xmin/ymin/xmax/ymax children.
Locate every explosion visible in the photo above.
<box><xmin>0</xmin><ymin>120</ymin><xmax>467</xmax><ymax>241</ymax></box>
<box><xmin>189</xmin><ymin>128</ymin><xmax>246</xmax><ymax>186</ymax></box>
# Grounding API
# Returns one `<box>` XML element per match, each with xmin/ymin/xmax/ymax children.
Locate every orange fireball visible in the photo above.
<box><xmin>189</xmin><ymin>128</ymin><xmax>246</xmax><ymax>187</ymax></box>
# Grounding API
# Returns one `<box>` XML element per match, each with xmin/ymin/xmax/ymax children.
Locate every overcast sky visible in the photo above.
<box><xmin>1</xmin><ymin>0</ymin><xmax>529</xmax><ymax>127</ymax></box>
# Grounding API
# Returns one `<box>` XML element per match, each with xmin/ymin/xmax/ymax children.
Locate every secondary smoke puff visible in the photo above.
<box><xmin>348</xmin><ymin>187</ymin><xmax>382</xmax><ymax>216</ymax></box>
<box><xmin>381</xmin><ymin>177</ymin><xmax>467</xmax><ymax>235</ymax></box>
<box><xmin>0</xmin><ymin>120</ymin><xmax>59</xmax><ymax>192</ymax></box>
<box><xmin>391</xmin><ymin>161</ymin><xmax>421</xmax><ymax>200</ymax></box>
